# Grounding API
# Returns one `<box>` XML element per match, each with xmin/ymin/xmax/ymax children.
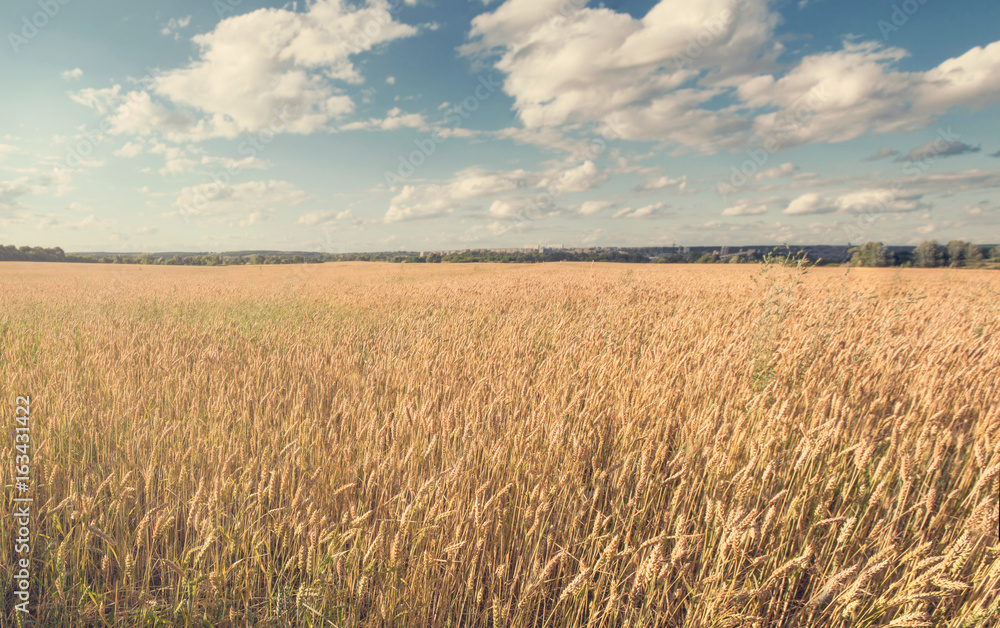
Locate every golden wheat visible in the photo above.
<box><xmin>0</xmin><ymin>261</ymin><xmax>997</xmax><ymax>626</ymax></box>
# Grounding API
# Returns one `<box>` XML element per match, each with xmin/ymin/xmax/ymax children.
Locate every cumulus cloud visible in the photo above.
<box><xmin>576</xmin><ymin>200</ymin><xmax>616</xmax><ymax>216</ymax></box>
<box><xmin>71</xmin><ymin>1</ymin><xmax>418</xmax><ymax>142</ymax></box>
<box><xmin>783</xmin><ymin>193</ymin><xmax>835</xmax><ymax>215</ymax></box>
<box><xmin>339</xmin><ymin>107</ymin><xmax>428</xmax><ymax>131</ymax></box>
<box><xmin>722</xmin><ymin>199</ymin><xmax>768</xmax><ymax>216</ymax></box>
<box><xmin>61</xmin><ymin>68</ymin><xmax>83</xmax><ymax>81</ymax></box>
<box><xmin>747</xmin><ymin>40</ymin><xmax>1000</xmax><ymax>150</ymax></box>
<box><xmin>113</xmin><ymin>141</ymin><xmax>144</xmax><ymax>158</ymax></box>
<box><xmin>383</xmin><ymin>161</ymin><xmax>606</xmax><ymax>223</ymax></box>
<box><xmin>0</xmin><ymin>144</ymin><xmax>21</xmax><ymax>161</ymax></box>
<box><xmin>461</xmin><ymin>0</ymin><xmax>779</xmax><ymax>150</ymax></box>
<box><xmin>199</xmin><ymin>155</ymin><xmax>273</xmax><ymax>170</ymax></box>
<box><xmin>297</xmin><ymin>208</ymin><xmax>361</xmax><ymax>226</ymax></box>
<box><xmin>172</xmin><ymin>180</ymin><xmax>308</xmax><ymax>223</ymax></box>
<box><xmin>461</xmin><ymin>0</ymin><xmax>1000</xmax><ymax>155</ymax></box>
<box><xmin>634</xmin><ymin>174</ymin><xmax>687</xmax><ymax>192</ymax></box>
<box><xmin>753</xmin><ymin>162</ymin><xmax>796</xmax><ymax>180</ymax></box>
<box><xmin>783</xmin><ymin>189</ymin><xmax>924</xmax><ymax>215</ymax></box>
<box><xmin>613</xmin><ymin>201</ymin><xmax>668</xmax><ymax>219</ymax></box>
<box><xmin>540</xmin><ymin>160</ymin><xmax>605</xmax><ymax>194</ymax></box>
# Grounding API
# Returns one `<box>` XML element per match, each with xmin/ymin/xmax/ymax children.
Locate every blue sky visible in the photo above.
<box><xmin>1</xmin><ymin>0</ymin><xmax>999</xmax><ymax>253</ymax></box>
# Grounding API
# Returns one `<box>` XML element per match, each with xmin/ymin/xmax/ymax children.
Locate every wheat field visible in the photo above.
<box><xmin>1</xmin><ymin>260</ymin><xmax>998</xmax><ymax>627</ymax></box>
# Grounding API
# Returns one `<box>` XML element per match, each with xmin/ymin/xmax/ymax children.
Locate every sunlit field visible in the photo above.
<box><xmin>1</xmin><ymin>261</ymin><xmax>998</xmax><ymax>627</ymax></box>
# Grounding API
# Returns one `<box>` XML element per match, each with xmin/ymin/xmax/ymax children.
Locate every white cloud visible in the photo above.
<box><xmin>200</xmin><ymin>155</ymin><xmax>273</xmax><ymax>170</ymax></box>
<box><xmin>0</xmin><ymin>144</ymin><xmax>21</xmax><ymax>161</ymax></box>
<box><xmin>160</xmin><ymin>158</ymin><xmax>197</xmax><ymax>175</ymax></box>
<box><xmin>149</xmin><ymin>0</ymin><xmax>417</xmax><ymax>139</ymax></box>
<box><xmin>386</xmin><ymin>76</ymin><xmax>396</xmax><ymax>85</ymax></box>
<box><xmin>386</xmin><ymin>167</ymin><xmax>534</xmax><ymax>223</ymax></box>
<box><xmin>576</xmin><ymin>200</ymin><xmax>616</xmax><ymax>216</ymax></box>
<box><xmin>783</xmin><ymin>189</ymin><xmax>923</xmax><ymax>215</ymax></box>
<box><xmin>68</xmin><ymin>2</ymin><xmax>418</xmax><ymax>142</ymax></box>
<box><xmin>339</xmin><ymin>107</ymin><xmax>428</xmax><ymax>131</ymax></box>
<box><xmin>783</xmin><ymin>192</ymin><xmax>835</xmax><ymax>215</ymax></box>
<box><xmin>722</xmin><ymin>199</ymin><xmax>768</xmax><ymax>216</ymax></box>
<box><xmin>461</xmin><ymin>0</ymin><xmax>779</xmax><ymax>149</ymax></box>
<box><xmin>68</xmin><ymin>201</ymin><xmax>91</xmax><ymax>212</ymax></box>
<box><xmin>540</xmin><ymin>160</ymin><xmax>605</xmax><ymax>194</ymax></box>
<box><xmin>61</xmin><ymin>68</ymin><xmax>83</xmax><ymax>81</ymax></box>
<box><xmin>383</xmin><ymin>160</ymin><xmax>609</xmax><ymax>223</ymax></box>
<box><xmin>464</xmin><ymin>0</ymin><xmax>1000</xmax><ymax>155</ymax></box>
<box><xmin>62</xmin><ymin>214</ymin><xmax>102</xmax><ymax>230</ymax></box>
<box><xmin>486</xmin><ymin>196</ymin><xmax>554</xmax><ymax>220</ymax></box>
<box><xmin>172</xmin><ymin>180</ymin><xmax>309</xmax><ymax>223</ymax></box>
<box><xmin>747</xmin><ymin>40</ymin><xmax>1000</xmax><ymax>149</ymax></box>
<box><xmin>613</xmin><ymin>201</ymin><xmax>668</xmax><ymax>219</ymax></box>
<box><xmin>114</xmin><ymin>141</ymin><xmax>144</xmax><ymax>158</ymax></box>
<box><xmin>297</xmin><ymin>208</ymin><xmax>361</xmax><ymax>226</ymax></box>
<box><xmin>753</xmin><ymin>162</ymin><xmax>796</xmax><ymax>181</ymax></box>
<box><xmin>635</xmin><ymin>174</ymin><xmax>687</xmax><ymax>192</ymax></box>
<box><xmin>161</xmin><ymin>15</ymin><xmax>192</xmax><ymax>37</ymax></box>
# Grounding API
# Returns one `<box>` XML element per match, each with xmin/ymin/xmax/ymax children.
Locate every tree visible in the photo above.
<box><xmin>946</xmin><ymin>240</ymin><xmax>968</xmax><ymax>267</ymax></box>
<box><xmin>914</xmin><ymin>240</ymin><xmax>944</xmax><ymax>267</ymax></box>
<box><xmin>964</xmin><ymin>242</ymin><xmax>984</xmax><ymax>267</ymax></box>
<box><xmin>849</xmin><ymin>241</ymin><xmax>889</xmax><ymax>267</ymax></box>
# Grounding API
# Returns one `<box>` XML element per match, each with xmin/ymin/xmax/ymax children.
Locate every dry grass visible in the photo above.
<box><xmin>1</xmin><ymin>260</ymin><xmax>998</xmax><ymax>627</ymax></box>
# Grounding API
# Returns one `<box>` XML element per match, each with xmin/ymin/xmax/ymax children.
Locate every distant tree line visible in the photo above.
<box><xmin>0</xmin><ymin>246</ymin><xmax>322</xmax><ymax>266</ymax></box>
<box><xmin>3</xmin><ymin>242</ymin><xmax>998</xmax><ymax>267</ymax></box>
<box><xmin>848</xmin><ymin>240</ymin><xmax>999</xmax><ymax>268</ymax></box>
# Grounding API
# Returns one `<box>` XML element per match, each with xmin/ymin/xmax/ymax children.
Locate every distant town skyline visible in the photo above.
<box><xmin>2</xmin><ymin>0</ymin><xmax>1000</xmax><ymax>253</ymax></box>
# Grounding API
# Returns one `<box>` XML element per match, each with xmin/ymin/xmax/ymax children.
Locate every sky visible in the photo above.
<box><xmin>1</xmin><ymin>0</ymin><xmax>999</xmax><ymax>253</ymax></box>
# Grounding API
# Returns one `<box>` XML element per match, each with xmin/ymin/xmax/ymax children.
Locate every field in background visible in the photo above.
<box><xmin>1</xmin><ymin>261</ymin><xmax>998</xmax><ymax>627</ymax></box>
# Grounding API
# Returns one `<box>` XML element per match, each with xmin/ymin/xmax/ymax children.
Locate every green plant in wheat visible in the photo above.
<box><xmin>749</xmin><ymin>247</ymin><xmax>812</xmax><ymax>390</ymax></box>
